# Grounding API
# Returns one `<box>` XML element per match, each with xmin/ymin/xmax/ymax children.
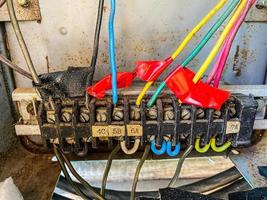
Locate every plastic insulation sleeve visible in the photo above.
<box><xmin>170</xmin><ymin>0</ymin><xmax>228</xmax><ymax>60</ymax></box>
<box><xmin>137</xmin><ymin>0</ymin><xmax>227</xmax><ymax>106</ymax></box>
<box><xmin>109</xmin><ymin>0</ymin><xmax>118</xmax><ymax>104</ymax></box>
<box><xmin>211</xmin><ymin>0</ymin><xmax>255</xmax><ymax>87</ymax></box>
<box><xmin>147</xmin><ymin>0</ymin><xmax>240</xmax><ymax>107</ymax></box>
<box><xmin>193</xmin><ymin>0</ymin><xmax>247</xmax><ymax>83</ymax></box>
<box><xmin>180</xmin><ymin>0</ymin><xmax>241</xmax><ymax>67</ymax></box>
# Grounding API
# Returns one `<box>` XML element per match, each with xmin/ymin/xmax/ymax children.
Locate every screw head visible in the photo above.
<box><xmin>130</xmin><ymin>106</ymin><xmax>141</xmax><ymax>120</ymax></box>
<box><xmin>213</xmin><ymin>110</ymin><xmax>221</xmax><ymax>119</ymax></box>
<box><xmin>146</xmin><ymin>106</ymin><xmax>157</xmax><ymax>120</ymax></box>
<box><xmin>96</xmin><ymin>108</ymin><xmax>107</xmax><ymax>122</ymax></box>
<box><xmin>181</xmin><ymin>108</ymin><xmax>191</xmax><ymax>120</ymax></box>
<box><xmin>196</xmin><ymin>108</ymin><xmax>205</xmax><ymax>119</ymax></box>
<box><xmin>61</xmin><ymin>112</ymin><xmax>72</xmax><ymax>122</ymax></box>
<box><xmin>164</xmin><ymin>107</ymin><xmax>174</xmax><ymax>120</ymax></box>
<box><xmin>79</xmin><ymin>107</ymin><xmax>90</xmax><ymax>123</ymax></box>
<box><xmin>112</xmin><ymin>107</ymin><xmax>124</xmax><ymax>121</ymax></box>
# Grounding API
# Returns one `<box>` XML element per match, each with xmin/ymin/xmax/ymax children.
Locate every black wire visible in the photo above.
<box><xmin>87</xmin><ymin>0</ymin><xmax>105</xmax><ymax>85</ymax></box>
<box><xmin>57</xmin><ymin>147</ymin><xmax>105</xmax><ymax>200</ymax></box>
<box><xmin>209</xmin><ymin>178</ymin><xmax>251</xmax><ymax>199</ymax></box>
<box><xmin>168</xmin><ymin>145</ymin><xmax>193</xmax><ymax>187</ymax></box>
<box><xmin>131</xmin><ymin>145</ymin><xmax>151</xmax><ymax>200</ymax></box>
<box><xmin>57</xmin><ymin>166</ymin><xmax>243</xmax><ymax>200</ymax></box>
<box><xmin>53</xmin><ymin>144</ymin><xmax>91</xmax><ymax>200</ymax></box>
<box><xmin>58</xmin><ymin>176</ymin><xmax>160</xmax><ymax>200</ymax></box>
<box><xmin>101</xmin><ymin>143</ymin><xmax>121</xmax><ymax>196</ymax></box>
<box><xmin>51</xmin><ymin>193</ymin><xmax>73</xmax><ymax>200</ymax></box>
<box><xmin>179</xmin><ymin>166</ymin><xmax>242</xmax><ymax>193</ymax></box>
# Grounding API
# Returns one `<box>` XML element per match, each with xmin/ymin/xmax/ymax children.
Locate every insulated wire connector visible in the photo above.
<box><xmin>135</xmin><ymin>0</ymin><xmax>228</xmax><ymax>106</ymax></box>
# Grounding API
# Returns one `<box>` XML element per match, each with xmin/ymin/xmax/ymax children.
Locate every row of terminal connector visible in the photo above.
<box><xmin>38</xmin><ymin>94</ymin><xmax>257</xmax><ymax>156</ymax></box>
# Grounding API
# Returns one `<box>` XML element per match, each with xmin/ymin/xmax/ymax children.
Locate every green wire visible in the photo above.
<box><xmin>147</xmin><ymin>0</ymin><xmax>240</xmax><ymax>108</ymax></box>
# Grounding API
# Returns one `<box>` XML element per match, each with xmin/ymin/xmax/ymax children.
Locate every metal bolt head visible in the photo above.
<box><xmin>17</xmin><ymin>0</ymin><xmax>29</xmax><ymax>7</ymax></box>
<box><xmin>181</xmin><ymin>108</ymin><xmax>191</xmax><ymax>120</ymax></box>
<box><xmin>130</xmin><ymin>106</ymin><xmax>141</xmax><ymax>120</ymax></box>
<box><xmin>61</xmin><ymin>111</ymin><xmax>72</xmax><ymax>122</ymax></box>
<box><xmin>164</xmin><ymin>107</ymin><xmax>174</xmax><ymax>120</ymax></box>
<box><xmin>96</xmin><ymin>108</ymin><xmax>107</xmax><ymax>122</ymax></box>
<box><xmin>229</xmin><ymin>106</ymin><xmax>236</xmax><ymax>117</ymax></box>
<box><xmin>146</xmin><ymin>106</ymin><xmax>157</xmax><ymax>120</ymax></box>
<box><xmin>47</xmin><ymin>110</ymin><xmax>55</xmax><ymax>124</ymax></box>
<box><xmin>112</xmin><ymin>107</ymin><xmax>124</xmax><ymax>121</ymax></box>
<box><xmin>196</xmin><ymin>108</ymin><xmax>205</xmax><ymax>119</ymax></box>
<box><xmin>79</xmin><ymin>107</ymin><xmax>90</xmax><ymax>123</ymax></box>
<box><xmin>256</xmin><ymin>0</ymin><xmax>267</xmax><ymax>9</ymax></box>
<box><xmin>213</xmin><ymin>110</ymin><xmax>221</xmax><ymax>119</ymax></box>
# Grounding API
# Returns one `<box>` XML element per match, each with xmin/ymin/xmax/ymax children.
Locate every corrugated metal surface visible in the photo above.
<box><xmin>4</xmin><ymin>0</ymin><xmax>267</xmax><ymax>87</ymax></box>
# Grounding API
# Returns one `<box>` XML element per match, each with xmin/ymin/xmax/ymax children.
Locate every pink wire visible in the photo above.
<box><xmin>207</xmin><ymin>0</ymin><xmax>256</xmax><ymax>87</ymax></box>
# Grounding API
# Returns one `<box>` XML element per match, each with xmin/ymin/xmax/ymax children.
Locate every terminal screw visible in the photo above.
<box><xmin>229</xmin><ymin>106</ymin><xmax>236</xmax><ymax>117</ymax></box>
<box><xmin>213</xmin><ymin>110</ymin><xmax>221</xmax><ymax>119</ymax></box>
<box><xmin>181</xmin><ymin>108</ymin><xmax>191</xmax><ymax>120</ymax></box>
<box><xmin>79</xmin><ymin>107</ymin><xmax>90</xmax><ymax>123</ymax></box>
<box><xmin>61</xmin><ymin>110</ymin><xmax>72</xmax><ymax>123</ymax></box>
<box><xmin>196</xmin><ymin>108</ymin><xmax>205</xmax><ymax>119</ymax></box>
<box><xmin>47</xmin><ymin>110</ymin><xmax>55</xmax><ymax>124</ymax></box>
<box><xmin>130</xmin><ymin>106</ymin><xmax>141</xmax><ymax>120</ymax></box>
<box><xmin>96</xmin><ymin>107</ymin><xmax>107</xmax><ymax>122</ymax></box>
<box><xmin>112</xmin><ymin>106</ymin><xmax>124</xmax><ymax>121</ymax></box>
<box><xmin>146</xmin><ymin>106</ymin><xmax>157</xmax><ymax>120</ymax></box>
<box><xmin>164</xmin><ymin>107</ymin><xmax>174</xmax><ymax>120</ymax></box>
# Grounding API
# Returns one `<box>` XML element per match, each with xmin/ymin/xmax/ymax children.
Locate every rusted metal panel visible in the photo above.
<box><xmin>0</xmin><ymin>0</ymin><xmax>41</xmax><ymax>21</ymax></box>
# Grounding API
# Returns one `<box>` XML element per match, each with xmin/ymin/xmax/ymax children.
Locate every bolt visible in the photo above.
<box><xmin>112</xmin><ymin>106</ymin><xmax>124</xmax><ymax>121</ymax></box>
<box><xmin>96</xmin><ymin>108</ymin><xmax>107</xmax><ymax>122</ymax></box>
<box><xmin>47</xmin><ymin>110</ymin><xmax>55</xmax><ymax>124</ymax></box>
<box><xmin>181</xmin><ymin>108</ymin><xmax>191</xmax><ymax>120</ymax></box>
<box><xmin>130</xmin><ymin>106</ymin><xmax>141</xmax><ymax>120</ymax></box>
<box><xmin>26</xmin><ymin>103</ymin><xmax>35</xmax><ymax>115</ymax></box>
<box><xmin>61</xmin><ymin>111</ymin><xmax>72</xmax><ymax>122</ymax></box>
<box><xmin>59</xmin><ymin>27</ymin><xmax>68</xmax><ymax>35</ymax></box>
<box><xmin>17</xmin><ymin>0</ymin><xmax>29</xmax><ymax>7</ymax></box>
<box><xmin>229</xmin><ymin>106</ymin><xmax>236</xmax><ymax>117</ymax></box>
<box><xmin>213</xmin><ymin>110</ymin><xmax>221</xmax><ymax>119</ymax></box>
<box><xmin>146</xmin><ymin>106</ymin><xmax>157</xmax><ymax>120</ymax></box>
<box><xmin>196</xmin><ymin>108</ymin><xmax>205</xmax><ymax>119</ymax></box>
<box><xmin>164</xmin><ymin>107</ymin><xmax>174</xmax><ymax>120</ymax></box>
<box><xmin>79</xmin><ymin>107</ymin><xmax>90</xmax><ymax>123</ymax></box>
<box><xmin>256</xmin><ymin>0</ymin><xmax>266</xmax><ymax>9</ymax></box>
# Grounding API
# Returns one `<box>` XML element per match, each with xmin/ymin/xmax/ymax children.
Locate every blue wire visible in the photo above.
<box><xmin>109</xmin><ymin>0</ymin><xmax>118</xmax><ymax>104</ymax></box>
<box><xmin>151</xmin><ymin>140</ymin><xmax>167</xmax><ymax>155</ymax></box>
<box><xmin>166</xmin><ymin>141</ymin><xmax>181</xmax><ymax>157</ymax></box>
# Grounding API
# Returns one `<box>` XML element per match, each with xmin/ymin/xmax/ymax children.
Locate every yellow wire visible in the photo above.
<box><xmin>171</xmin><ymin>0</ymin><xmax>228</xmax><ymax>60</ymax></box>
<box><xmin>136</xmin><ymin>0</ymin><xmax>228</xmax><ymax>106</ymax></box>
<box><xmin>136</xmin><ymin>81</ymin><xmax>153</xmax><ymax>106</ymax></box>
<box><xmin>211</xmin><ymin>137</ymin><xmax>232</xmax><ymax>152</ymax></box>
<box><xmin>195</xmin><ymin>138</ymin><xmax>211</xmax><ymax>153</ymax></box>
<box><xmin>193</xmin><ymin>0</ymin><xmax>247</xmax><ymax>83</ymax></box>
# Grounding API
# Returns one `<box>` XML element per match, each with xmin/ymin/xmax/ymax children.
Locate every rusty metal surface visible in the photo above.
<box><xmin>230</xmin><ymin>132</ymin><xmax>267</xmax><ymax>188</ymax></box>
<box><xmin>0</xmin><ymin>0</ymin><xmax>41</xmax><ymax>21</ymax></box>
